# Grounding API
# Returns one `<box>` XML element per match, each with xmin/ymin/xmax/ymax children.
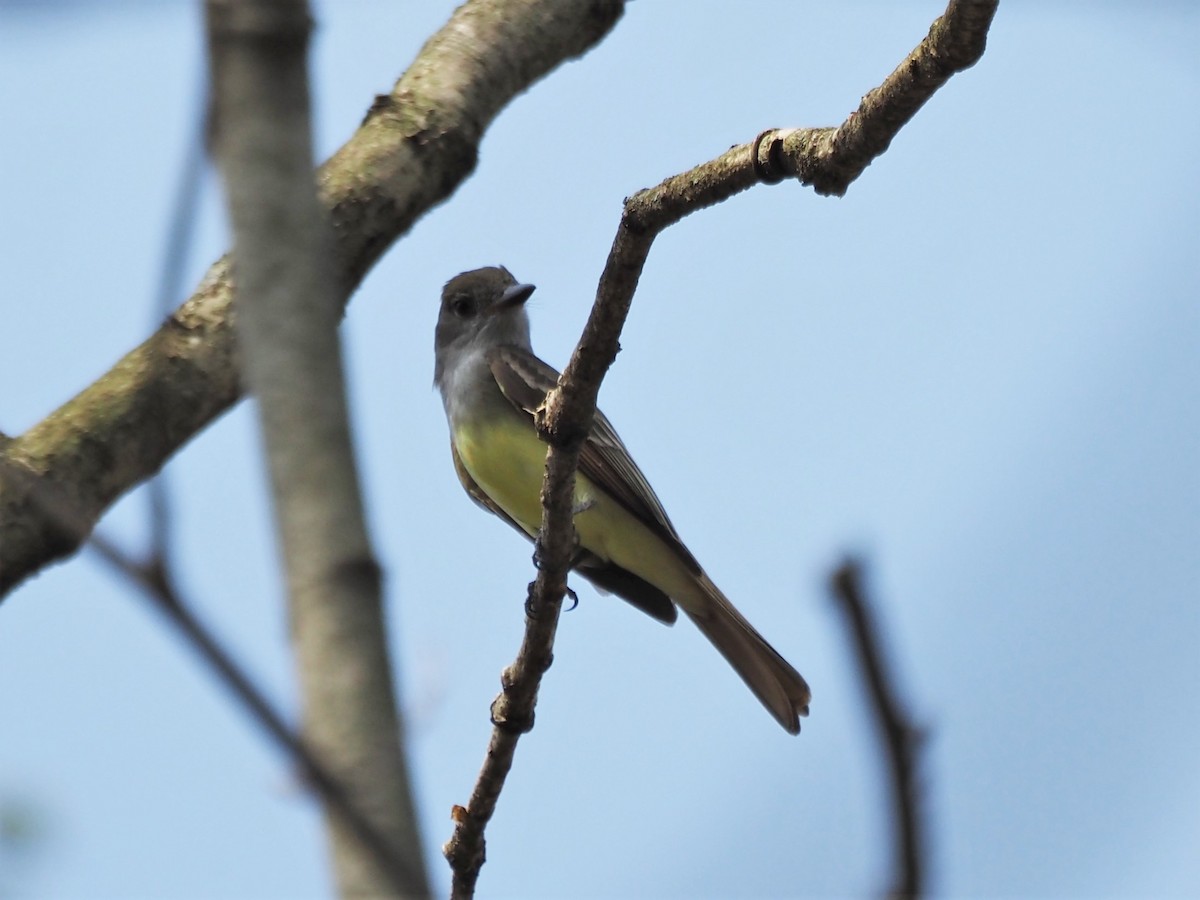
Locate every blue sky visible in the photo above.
<box><xmin>1</xmin><ymin>2</ymin><xmax>1197</xmax><ymax>897</ymax></box>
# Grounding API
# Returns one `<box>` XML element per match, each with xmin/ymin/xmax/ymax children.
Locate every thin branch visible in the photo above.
<box><xmin>0</xmin><ymin>0</ymin><xmax>626</xmax><ymax>598</ymax></box>
<box><xmin>0</xmin><ymin>458</ymin><xmax>416</xmax><ymax>894</ymax></box>
<box><xmin>147</xmin><ymin>84</ymin><xmax>207</xmax><ymax>571</ymax></box>
<box><xmin>205</xmin><ymin>1</ymin><xmax>427</xmax><ymax>895</ymax></box>
<box><xmin>831</xmin><ymin>559</ymin><xmax>927</xmax><ymax>900</ymax></box>
<box><xmin>442</xmin><ymin>576</ymin><xmax>565</xmax><ymax>899</ymax></box>
<box><xmin>443</xmin><ymin>1</ymin><xmax>994</xmax><ymax>893</ymax></box>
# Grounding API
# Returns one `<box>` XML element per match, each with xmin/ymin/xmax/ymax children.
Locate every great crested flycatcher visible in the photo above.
<box><xmin>434</xmin><ymin>266</ymin><xmax>810</xmax><ymax>733</ymax></box>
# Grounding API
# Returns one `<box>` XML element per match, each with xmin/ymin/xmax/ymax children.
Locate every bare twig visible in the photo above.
<box><xmin>831</xmin><ymin>559</ymin><xmax>927</xmax><ymax>899</ymax></box>
<box><xmin>443</xmin><ymin>1</ymin><xmax>994</xmax><ymax>893</ymax></box>
<box><xmin>147</xmin><ymin>86</ymin><xmax>206</xmax><ymax>571</ymax></box>
<box><xmin>0</xmin><ymin>0</ymin><xmax>627</xmax><ymax>598</ymax></box>
<box><xmin>0</xmin><ymin>457</ymin><xmax>417</xmax><ymax>894</ymax></box>
<box><xmin>205</xmin><ymin>0</ymin><xmax>428</xmax><ymax>895</ymax></box>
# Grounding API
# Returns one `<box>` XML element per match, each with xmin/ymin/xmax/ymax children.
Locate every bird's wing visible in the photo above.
<box><xmin>487</xmin><ymin>344</ymin><xmax>701</xmax><ymax>577</ymax></box>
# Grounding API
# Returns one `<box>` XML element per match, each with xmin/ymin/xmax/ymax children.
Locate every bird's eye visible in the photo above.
<box><xmin>450</xmin><ymin>296</ymin><xmax>474</xmax><ymax>318</ymax></box>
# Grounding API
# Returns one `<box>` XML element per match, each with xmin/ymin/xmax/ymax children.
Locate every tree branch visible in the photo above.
<box><xmin>443</xmin><ymin>1</ymin><xmax>995</xmax><ymax>893</ymax></box>
<box><xmin>145</xmin><ymin>80</ymin><xmax>206</xmax><ymax>574</ymax></box>
<box><xmin>831</xmin><ymin>559</ymin><xmax>927</xmax><ymax>899</ymax></box>
<box><xmin>0</xmin><ymin>0</ymin><xmax>626</xmax><ymax>598</ymax></box>
<box><xmin>770</xmin><ymin>0</ymin><xmax>998</xmax><ymax>197</ymax></box>
<box><xmin>205</xmin><ymin>0</ymin><xmax>428</xmax><ymax>895</ymax></box>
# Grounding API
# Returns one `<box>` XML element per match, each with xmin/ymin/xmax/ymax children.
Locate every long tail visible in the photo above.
<box><xmin>681</xmin><ymin>575</ymin><xmax>811</xmax><ymax>734</ymax></box>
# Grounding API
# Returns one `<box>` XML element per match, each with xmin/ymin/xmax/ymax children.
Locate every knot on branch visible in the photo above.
<box><xmin>752</xmin><ymin>129</ymin><xmax>789</xmax><ymax>184</ymax></box>
<box><xmin>443</xmin><ymin>806</ymin><xmax>486</xmax><ymax>875</ymax></box>
<box><xmin>329</xmin><ymin>555</ymin><xmax>383</xmax><ymax>595</ymax></box>
<box><xmin>491</xmin><ymin>691</ymin><xmax>536</xmax><ymax>735</ymax></box>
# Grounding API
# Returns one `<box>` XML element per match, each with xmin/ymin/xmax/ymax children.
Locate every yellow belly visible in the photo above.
<box><xmin>455</xmin><ymin>415</ymin><xmax>547</xmax><ymax>536</ymax></box>
<box><xmin>455</xmin><ymin>415</ymin><xmax>697</xmax><ymax>599</ymax></box>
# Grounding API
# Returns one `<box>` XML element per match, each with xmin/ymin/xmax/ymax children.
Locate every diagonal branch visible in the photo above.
<box><xmin>0</xmin><ymin>0</ymin><xmax>626</xmax><ymax>598</ymax></box>
<box><xmin>442</xmin><ymin>1</ymin><xmax>995</xmax><ymax>893</ymax></box>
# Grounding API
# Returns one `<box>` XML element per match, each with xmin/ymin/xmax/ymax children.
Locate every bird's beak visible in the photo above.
<box><xmin>495</xmin><ymin>282</ymin><xmax>536</xmax><ymax>311</ymax></box>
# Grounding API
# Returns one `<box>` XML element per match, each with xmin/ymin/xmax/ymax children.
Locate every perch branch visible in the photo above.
<box><xmin>443</xmin><ymin>1</ymin><xmax>995</xmax><ymax>894</ymax></box>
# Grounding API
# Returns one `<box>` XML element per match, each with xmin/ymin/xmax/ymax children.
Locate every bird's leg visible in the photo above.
<box><xmin>526</xmin><ymin>527</ymin><xmax>583</xmax><ymax>618</ymax></box>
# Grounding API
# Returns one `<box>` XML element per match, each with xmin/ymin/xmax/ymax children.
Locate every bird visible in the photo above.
<box><xmin>434</xmin><ymin>266</ymin><xmax>810</xmax><ymax>733</ymax></box>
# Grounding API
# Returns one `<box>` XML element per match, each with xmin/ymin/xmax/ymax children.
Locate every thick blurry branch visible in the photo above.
<box><xmin>0</xmin><ymin>457</ymin><xmax>415</xmax><ymax>897</ymax></box>
<box><xmin>832</xmin><ymin>559</ymin><xmax>927</xmax><ymax>899</ymax></box>
<box><xmin>0</xmin><ymin>0</ymin><xmax>626</xmax><ymax>598</ymax></box>
<box><xmin>443</xmin><ymin>0</ymin><xmax>995</xmax><ymax>893</ymax></box>
<box><xmin>204</xmin><ymin>1</ymin><xmax>427</xmax><ymax>896</ymax></box>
